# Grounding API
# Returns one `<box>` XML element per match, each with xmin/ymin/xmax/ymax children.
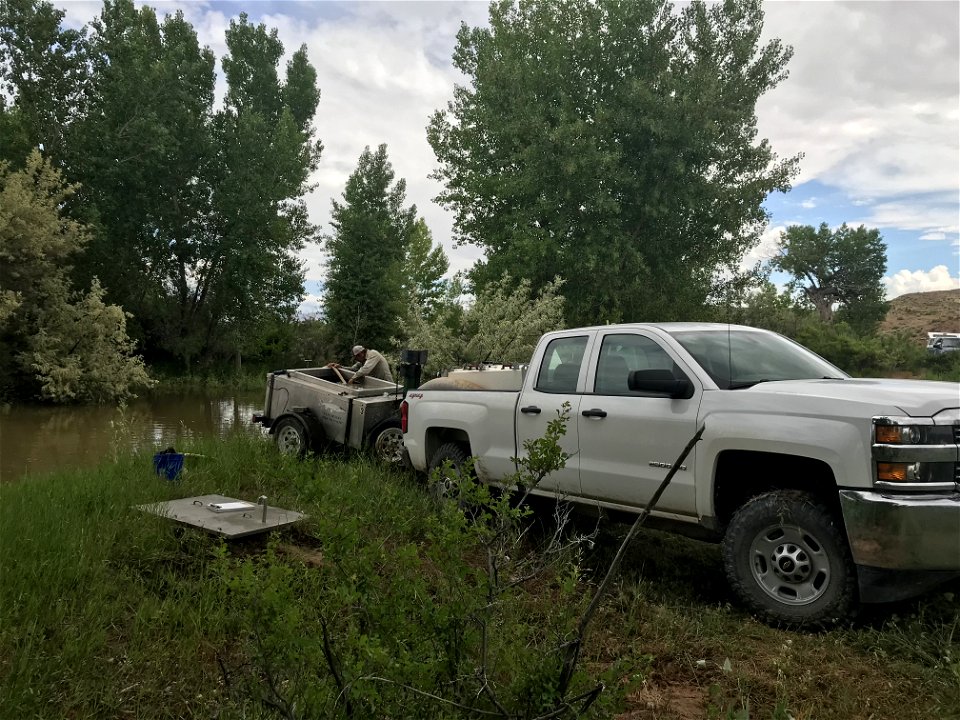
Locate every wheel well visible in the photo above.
<box><xmin>424</xmin><ymin>427</ymin><xmax>471</xmax><ymax>465</ymax></box>
<box><xmin>713</xmin><ymin>450</ymin><xmax>840</xmax><ymax>529</ymax></box>
<box><xmin>272</xmin><ymin>410</ymin><xmax>323</xmax><ymax>448</ymax></box>
<box><xmin>366</xmin><ymin>416</ymin><xmax>401</xmax><ymax>446</ymax></box>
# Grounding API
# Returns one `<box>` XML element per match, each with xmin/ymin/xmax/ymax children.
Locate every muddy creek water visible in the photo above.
<box><xmin>0</xmin><ymin>390</ymin><xmax>265</xmax><ymax>482</ymax></box>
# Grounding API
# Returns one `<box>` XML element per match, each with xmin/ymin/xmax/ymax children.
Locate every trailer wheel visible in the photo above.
<box><xmin>274</xmin><ymin>416</ymin><xmax>310</xmax><ymax>457</ymax></box>
<box><xmin>427</xmin><ymin>443</ymin><xmax>472</xmax><ymax>504</ymax></box>
<box><xmin>370</xmin><ymin>421</ymin><xmax>405</xmax><ymax>465</ymax></box>
<box><xmin>722</xmin><ymin>490</ymin><xmax>857</xmax><ymax>628</ymax></box>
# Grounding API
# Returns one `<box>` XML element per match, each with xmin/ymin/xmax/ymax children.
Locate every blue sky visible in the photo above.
<box><xmin>56</xmin><ymin>1</ymin><xmax>960</xmax><ymax>312</ymax></box>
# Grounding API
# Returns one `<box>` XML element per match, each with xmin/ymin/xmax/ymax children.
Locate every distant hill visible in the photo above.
<box><xmin>879</xmin><ymin>289</ymin><xmax>960</xmax><ymax>345</ymax></box>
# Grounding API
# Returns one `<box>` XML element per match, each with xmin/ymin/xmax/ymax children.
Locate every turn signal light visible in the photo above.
<box><xmin>877</xmin><ymin>462</ymin><xmax>908</xmax><ymax>482</ymax></box>
<box><xmin>875</xmin><ymin>426</ymin><xmax>902</xmax><ymax>444</ymax></box>
<box><xmin>874</xmin><ymin>425</ymin><xmax>922</xmax><ymax>444</ymax></box>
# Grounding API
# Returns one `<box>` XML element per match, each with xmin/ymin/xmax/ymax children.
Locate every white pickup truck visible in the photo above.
<box><xmin>401</xmin><ymin>323</ymin><xmax>960</xmax><ymax>626</ymax></box>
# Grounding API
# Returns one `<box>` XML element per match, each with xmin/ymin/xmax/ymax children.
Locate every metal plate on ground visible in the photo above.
<box><xmin>138</xmin><ymin>494</ymin><xmax>306</xmax><ymax>539</ymax></box>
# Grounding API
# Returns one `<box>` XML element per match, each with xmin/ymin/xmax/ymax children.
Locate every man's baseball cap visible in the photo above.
<box><xmin>351</xmin><ymin>345</ymin><xmax>365</xmax><ymax>357</ymax></box>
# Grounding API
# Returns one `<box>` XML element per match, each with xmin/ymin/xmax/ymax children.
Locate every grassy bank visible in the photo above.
<box><xmin>2</xmin><ymin>434</ymin><xmax>958</xmax><ymax>719</ymax></box>
<box><xmin>148</xmin><ymin>367</ymin><xmax>269</xmax><ymax>394</ymax></box>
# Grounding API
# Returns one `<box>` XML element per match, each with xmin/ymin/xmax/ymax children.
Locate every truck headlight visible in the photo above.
<box><xmin>874</xmin><ymin>423</ymin><xmax>952</xmax><ymax>445</ymax></box>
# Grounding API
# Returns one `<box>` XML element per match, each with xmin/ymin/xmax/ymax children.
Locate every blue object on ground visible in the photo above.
<box><xmin>153</xmin><ymin>451</ymin><xmax>185</xmax><ymax>480</ymax></box>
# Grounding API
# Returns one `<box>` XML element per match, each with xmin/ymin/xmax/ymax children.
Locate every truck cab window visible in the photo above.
<box><xmin>535</xmin><ymin>336</ymin><xmax>588</xmax><ymax>393</ymax></box>
<box><xmin>594</xmin><ymin>334</ymin><xmax>675</xmax><ymax>395</ymax></box>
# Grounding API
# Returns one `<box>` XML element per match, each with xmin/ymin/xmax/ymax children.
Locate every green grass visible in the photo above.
<box><xmin>147</xmin><ymin>367</ymin><xmax>270</xmax><ymax>393</ymax></box>
<box><xmin>2</xmin><ymin>435</ymin><xmax>958</xmax><ymax>719</ymax></box>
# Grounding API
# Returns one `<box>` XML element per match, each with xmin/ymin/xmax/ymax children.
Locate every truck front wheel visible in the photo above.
<box><xmin>722</xmin><ymin>490</ymin><xmax>857</xmax><ymax>628</ymax></box>
<box><xmin>274</xmin><ymin>416</ymin><xmax>310</xmax><ymax>457</ymax></box>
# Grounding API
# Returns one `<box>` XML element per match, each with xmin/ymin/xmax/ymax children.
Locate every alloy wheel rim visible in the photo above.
<box><xmin>374</xmin><ymin>428</ymin><xmax>404</xmax><ymax>464</ymax></box>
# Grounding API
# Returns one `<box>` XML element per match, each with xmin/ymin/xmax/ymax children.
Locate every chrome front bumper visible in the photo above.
<box><xmin>839</xmin><ymin>490</ymin><xmax>960</xmax><ymax>571</ymax></box>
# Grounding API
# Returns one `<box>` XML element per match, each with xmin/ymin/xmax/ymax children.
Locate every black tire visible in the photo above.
<box><xmin>369</xmin><ymin>421</ymin><xmax>405</xmax><ymax>465</ymax></box>
<box><xmin>274</xmin><ymin>416</ymin><xmax>310</xmax><ymax>457</ymax></box>
<box><xmin>722</xmin><ymin>490</ymin><xmax>857</xmax><ymax>628</ymax></box>
<box><xmin>427</xmin><ymin>442</ymin><xmax>471</xmax><ymax>503</ymax></box>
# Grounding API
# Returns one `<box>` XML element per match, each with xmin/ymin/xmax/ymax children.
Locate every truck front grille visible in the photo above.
<box><xmin>953</xmin><ymin>425</ymin><xmax>960</xmax><ymax>444</ymax></box>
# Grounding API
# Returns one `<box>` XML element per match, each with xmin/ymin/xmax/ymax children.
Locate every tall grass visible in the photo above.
<box><xmin>2</xmin><ymin>435</ymin><xmax>958</xmax><ymax>719</ymax></box>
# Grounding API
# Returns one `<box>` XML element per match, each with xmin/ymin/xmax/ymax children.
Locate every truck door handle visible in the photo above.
<box><xmin>520</xmin><ymin>405</ymin><xmax>542</xmax><ymax>415</ymax></box>
<box><xmin>581</xmin><ymin>408</ymin><xmax>607</xmax><ymax>418</ymax></box>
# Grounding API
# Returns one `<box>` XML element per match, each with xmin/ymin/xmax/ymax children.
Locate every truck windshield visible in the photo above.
<box><xmin>669</xmin><ymin>329</ymin><xmax>847</xmax><ymax>389</ymax></box>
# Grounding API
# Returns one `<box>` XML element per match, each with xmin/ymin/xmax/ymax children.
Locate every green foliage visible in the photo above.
<box><xmin>2</xmin><ymin>0</ymin><xmax>322</xmax><ymax>370</ymax></box>
<box><xmin>401</xmin><ymin>217</ymin><xmax>450</xmax><ymax>320</ymax></box>
<box><xmin>723</xmin><ymin>280</ymin><xmax>809</xmax><ymax>337</ymax></box>
<box><xmin>770</xmin><ymin>222</ymin><xmax>888</xmax><ymax>330</ymax></box>
<box><xmin>789</xmin><ymin>319</ymin><xmax>960</xmax><ymax>380</ymax></box>
<box><xmin>419</xmin><ymin>402</ymin><xmax>602</xmax><ymax>717</ymax></box>
<box><xmin>429</xmin><ymin>0</ymin><xmax>798</xmax><ymax>326</ymax></box>
<box><xmin>0</xmin><ymin>0</ymin><xmax>87</xmax><ymax>163</ymax></box>
<box><xmin>2</xmin><ymin>433</ymin><xmax>957</xmax><ymax>719</ymax></box>
<box><xmin>323</xmin><ymin>144</ymin><xmax>417</xmax><ymax>354</ymax></box>
<box><xmin>402</xmin><ymin>274</ymin><xmax>566</xmax><ymax>372</ymax></box>
<box><xmin>0</xmin><ymin>151</ymin><xmax>152</xmax><ymax>402</ymax></box>
<box><xmin>793</xmin><ymin>320</ymin><xmax>888</xmax><ymax>375</ymax></box>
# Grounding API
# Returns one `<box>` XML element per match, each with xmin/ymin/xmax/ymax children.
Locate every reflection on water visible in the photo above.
<box><xmin>0</xmin><ymin>390</ymin><xmax>265</xmax><ymax>482</ymax></box>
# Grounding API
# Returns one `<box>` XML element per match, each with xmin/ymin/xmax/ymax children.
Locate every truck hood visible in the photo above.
<box><xmin>740</xmin><ymin>378</ymin><xmax>958</xmax><ymax>418</ymax></box>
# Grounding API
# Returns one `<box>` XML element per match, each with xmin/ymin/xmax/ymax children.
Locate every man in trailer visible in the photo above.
<box><xmin>327</xmin><ymin>345</ymin><xmax>392</xmax><ymax>383</ymax></box>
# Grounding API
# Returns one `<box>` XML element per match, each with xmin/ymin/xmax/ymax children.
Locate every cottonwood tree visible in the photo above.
<box><xmin>3</xmin><ymin>0</ymin><xmax>323</xmax><ymax>369</ymax></box>
<box><xmin>770</xmin><ymin>222</ymin><xmax>888</xmax><ymax>331</ymax></box>
<box><xmin>403</xmin><ymin>275</ymin><xmax>566</xmax><ymax>372</ymax></box>
<box><xmin>0</xmin><ymin>0</ymin><xmax>87</xmax><ymax>164</ymax></box>
<box><xmin>429</xmin><ymin>0</ymin><xmax>798</xmax><ymax>326</ymax></box>
<box><xmin>323</xmin><ymin>144</ymin><xmax>416</xmax><ymax>355</ymax></box>
<box><xmin>69</xmin><ymin>0</ymin><xmax>218</xmax><ymax>359</ymax></box>
<box><xmin>0</xmin><ymin>152</ymin><xmax>152</xmax><ymax>402</ymax></box>
<box><xmin>401</xmin><ymin>217</ymin><xmax>450</xmax><ymax>321</ymax></box>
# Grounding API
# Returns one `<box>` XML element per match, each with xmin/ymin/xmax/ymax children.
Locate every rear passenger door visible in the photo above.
<box><xmin>576</xmin><ymin>330</ymin><xmax>702</xmax><ymax>517</ymax></box>
<box><xmin>515</xmin><ymin>333</ymin><xmax>592</xmax><ymax>497</ymax></box>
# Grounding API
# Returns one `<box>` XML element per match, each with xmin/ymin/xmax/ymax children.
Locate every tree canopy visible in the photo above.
<box><xmin>1</xmin><ymin>0</ymin><xmax>323</xmax><ymax>370</ymax></box>
<box><xmin>323</xmin><ymin>144</ymin><xmax>417</xmax><ymax>355</ymax></box>
<box><xmin>770</xmin><ymin>222</ymin><xmax>888</xmax><ymax>330</ymax></box>
<box><xmin>429</xmin><ymin>0</ymin><xmax>798</xmax><ymax>326</ymax></box>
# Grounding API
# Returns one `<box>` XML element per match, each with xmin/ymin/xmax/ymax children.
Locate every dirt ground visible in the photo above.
<box><xmin>879</xmin><ymin>288</ymin><xmax>960</xmax><ymax>344</ymax></box>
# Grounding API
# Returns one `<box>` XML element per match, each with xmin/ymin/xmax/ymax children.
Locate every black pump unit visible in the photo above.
<box><xmin>397</xmin><ymin>349</ymin><xmax>428</xmax><ymax>394</ymax></box>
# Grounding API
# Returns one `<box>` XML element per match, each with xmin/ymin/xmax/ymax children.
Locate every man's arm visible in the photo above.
<box><xmin>352</xmin><ymin>357</ymin><xmax>376</xmax><ymax>379</ymax></box>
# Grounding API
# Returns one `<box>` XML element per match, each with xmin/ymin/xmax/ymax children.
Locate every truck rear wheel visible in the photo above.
<box><xmin>274</xmin><ymin>416</ymin><xmax>310</xmax><ymax>457</ymax></box>
<box><xmin>722</xmin><ymin>490</ymin><xmax>857</xmax><ymax>628</ymax></box>
<box><xmin>427</xmin><ymin>443</ymin><xmax>471</xmax><ymax>504</ymax></box>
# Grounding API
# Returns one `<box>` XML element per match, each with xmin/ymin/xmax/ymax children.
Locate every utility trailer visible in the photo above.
<box><xmin>253</xmin><ymin>366</ymin><xmax>406</xmax><ymax>464</ymax></box>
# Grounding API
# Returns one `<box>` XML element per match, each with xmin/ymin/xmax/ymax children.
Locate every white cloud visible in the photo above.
<box><xmin>740</xmin><ymin>224</ymin><xmax>785</xmax><ymax>271</ymax></box>
<box><xmin>883</xmin><ymin>265</ymin><xmax>960</xmax><ymax>299</ymax></box>
<box><xmin>853</xmin><ymin>197</ymin><xmax>959</xmax><ymax>234</ymax></box>
<box><xmin>757</xmin><ymin>2</ymin><xmax>959</xmax><ymax>200</ymax></box>
<box><xmin>298</xmin><ymin>293</ymin><xmax>324</xmax><ymax>318</ymax></box>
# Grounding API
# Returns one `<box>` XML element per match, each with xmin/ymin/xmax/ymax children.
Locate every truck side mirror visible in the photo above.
<box><xmin>628</xmin><ymin>369</ymin><xmax>694</xmax><ymax>399</ymax></box>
